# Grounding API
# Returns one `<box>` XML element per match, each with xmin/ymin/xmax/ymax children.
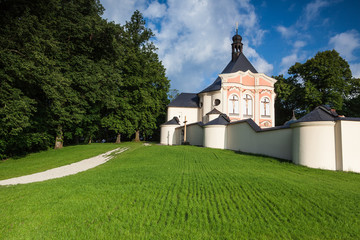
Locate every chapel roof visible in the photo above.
<box><xmin>286</xmin><ymin>106</ymin><xmax>360</xmax><ymax>125</ymax></box>
<box><xmin>222</xmin><ymin>52</ymin><xmax>258</xmax><ymax>74</ymax></box>
<box><xmin>162</xmin><ymin>116</ymin><xmax>180</xmax><ymax>125</ymax></box>
<box><xmin>167</xmin><ymin>93</ymin><xmax>199</xmax><ymax>108</ymax></box>
<box><xmin>204</xmin><ymin>114</ymin><xmax>231</xmax><ymax>126</ymax></box>
<box><xmin>206</xmin><ymin>108</ymin><xmax>223</xmax><ymax>115</ymax></box>
<box><xmin>199</xmin><ymin>52</ymin><xmax>257</xmax><ymax>93</ymax></box>
<box><xmin>296</xmin><ymin>106</ymin><xmax>339</xmax><ymax>122</ymax></box>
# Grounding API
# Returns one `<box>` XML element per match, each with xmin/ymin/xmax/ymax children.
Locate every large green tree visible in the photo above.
<box><xmin>103</xmin><ymin>10</ymin><xmax>169</xmax><ymax>142</ymax></box>
<box><xmin>0</xmin><ymin>0</ymin><xmax>124</xmax><ymax>157</ymax></box>
<box><xmin>274</xmin><ymin>50</ymin><xmax>360</xmax><ymax>125</ymax></box>
<box><xmin>0</xmin><ymin>2</ymin><xmax>170</xmax><ymax>158</ymax></box>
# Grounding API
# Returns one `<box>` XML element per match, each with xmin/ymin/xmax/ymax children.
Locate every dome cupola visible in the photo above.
<box><xmin>231</xmin><ymin>22</ymin><xmax>243</xmax><ymax>62</ymax></box>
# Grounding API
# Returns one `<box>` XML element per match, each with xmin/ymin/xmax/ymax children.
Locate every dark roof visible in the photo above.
<box><xmin>221</xmin><ymin>53</ymin><xmax>257</xmax><ymax>74</ymax></box>
<box><xmin>296</xmin><ymin>106</ymin><xmax>338</xmax><ymax>122</ymax></box>
<box><xmin>200</xmin><ymin>77</ymin><xmax>222</xmax><ymax>93</ymax></box>
<box><xmin>200</xmin><ymin>53</ymin><xmax>257</xmax><ymax>93</ymax></box>
<box><xmin>168</xmin><ymin>93</ymin><xmax>199</xmax><ymax>108</ymax></box>
<box><xmin>176</xmin><ymin>121</ymin><xmax>204</xmax><ymax>129</ymax></box>
<box><xmin>228</xmin><ymin>118</ymin><xmax>261</xmax><ymax>131</ymax></box>
<box><xmin>229</xmin><ymin>118</ymin><xmax>290</xmax><ymax>132</ymax></box>
<box><xmin>206</xmin><ymin>108</ymin><xmax>223</xmax><ymax>115</ymax></box>
<box><xmin>204</xmin><ymin>114</ymin><xmax>231</xmax><ymax>126</ymax></box>
<box><xmin>161</xmin><ymin>117</ymin><xmax>180</xmax><ymax>125</ymax></box>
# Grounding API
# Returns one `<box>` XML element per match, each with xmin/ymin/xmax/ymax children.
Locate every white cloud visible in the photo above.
<box><xmin>100</xmin><ymin>0</ymin><xmax>147</xmax><ymax>24</ymax></box>
<box><xmin>294</xmin><ymin>40</ymin><xmax>306</xmax><ymax>49</ymax></box>
<box><xmin>277</xmin><ymin>0</ymin><xmax>333</xmax><ymax>40</ymax></box>
<box><xmin>143</xmin><ymin>2</ymin><xmax>167</xmax><ymax>19</ymax></box>
<box><xmin>151</xmin><ymin>0</ymin><xmax>269</xmax><ymax>92</ymax></box>
<box><xmin>299</xmin><ymin>0</ymin><xmax>331</xmax><ymax>29</ymax></box>
<box><xmin>276</xmin><ymin>25</ymin><xmax>297</xmax><ymax>39</ymax></box>
<box><xmin>101</xmin><ymin>0</ymin><xmax>270</xmax><ymax>92</ymax></box>
<box><xmin>329</xmin><ymin>30</ymin><xmax>360</xmax><ymax>61</ymax></box>
<box><xmin>281</xmin><ymin>53</ymin><xmax>298</xmax><ymax>68</ymax></box>
<box><xmin>350</xmin><ymin>63</ymin><xmax>360</xmax><ymax>78</ymax></box>
<box><xmin>279</xmin><ymin>41</ymin><xmax>307</xmax><ymax>74</ymax></box>
<box><xmin>244</xmin><ymin>46</ymin><xmax>273</xmax><ymax>74</ymax></box>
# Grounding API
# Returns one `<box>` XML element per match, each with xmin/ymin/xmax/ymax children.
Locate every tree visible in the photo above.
<box><xmin>288</xmin><ymin>50</ymin><xmax>353</xmax><ymax>111</ymax></box>
<box><xmin>273</xmin><ymin>75</ymin><xmax>303</xmax><ymax>125</ymax></box>
<box><xmin>0</xmin><ymin>0</ymin><xmax>124</xmax><ymax>156</ymax></box>
<box><xmin>119</xmin><ymin>10</ymin><xmax>170</xmax><ymax>141</ymax></box>
<box><xmin>168</xmin><ymin>89</ymin><xmax>180</xmax><ymax>102</ymax></box>
<box><xmin>274</xmin><ymin>50</ymin><xmax>360</xmax><ymax>125</ymax></box>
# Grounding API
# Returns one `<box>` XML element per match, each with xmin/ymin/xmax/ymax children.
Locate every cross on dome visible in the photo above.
<box><xmin>232</xmin><ymin>22</ymin><xmax>243</xmax><ymax>61</ymax></box>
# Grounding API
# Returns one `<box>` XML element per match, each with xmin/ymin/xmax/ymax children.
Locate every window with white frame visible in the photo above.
<box><xmin>260</xmin><ymin>97</ymin><xmax>270</xmax><ymax>117</ymax></box>
<box><xmin>228</xmin><ymin>94</ymin><xmax>239</xmax><ymax>115</ymax></box>
<box><xmin>242</xmin><ymin>94</ymin><xmax>253</xmax><ymax>116</ymax></box>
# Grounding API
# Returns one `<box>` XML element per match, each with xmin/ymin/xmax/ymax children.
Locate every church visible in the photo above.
<box><xmin>160</xmin><ymin>28</ymin><xmax>360</xmax><ymax>174</ymax></box>
<box><xmin>161</xmin><ymin>29</ymin><xmax>277</xmax><ymax>145</ymax></box>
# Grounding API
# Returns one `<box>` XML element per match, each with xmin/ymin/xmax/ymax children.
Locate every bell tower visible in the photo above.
<box><xmin>232</xmin><ymin>22</ymin><xmax>243</xmax><ymax>62</ymax></box>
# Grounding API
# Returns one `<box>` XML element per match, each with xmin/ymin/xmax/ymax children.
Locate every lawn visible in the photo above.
<box><xmin>0</xmin><ymin>143</ymin><xmax>128</xmax><ymax>180</ymax></box>
<box><xmin>0</xmin><ymin>143</ymin><xmax>359</xmax><ymax>239</ymax></box>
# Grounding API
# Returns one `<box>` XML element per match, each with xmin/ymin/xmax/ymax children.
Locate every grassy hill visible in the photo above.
<box><xmin>0</xmin><ymin>143</ymin><xmax>124</xmax><ymax>180</ymax></box>
<box><xmin>0</xmin><ymin>143</ymin><xmax>359</xmax><ymax>239</ymax></box>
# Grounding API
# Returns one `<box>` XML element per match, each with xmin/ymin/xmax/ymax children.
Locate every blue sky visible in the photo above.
<box><xmin>100</xmin><ymin>0</ymin><xmax>360</xmax><ymax>93</ymax></box>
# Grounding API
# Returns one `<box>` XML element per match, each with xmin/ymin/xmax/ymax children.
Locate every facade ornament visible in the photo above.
<box><xmin>260</xmin><ymin>89</ymin><xmax>272</xmax><ymax>94</ymax></box>
<box><xmin>228</xmin><ymin>86</ymin><xmax>240</xmax><ymax>92</ymax></box>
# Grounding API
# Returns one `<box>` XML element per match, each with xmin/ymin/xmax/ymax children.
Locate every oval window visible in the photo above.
<box><xmin>214</xmin><ymin>99</ymin><xmax>221</xmax><ymax>106</ymax></box>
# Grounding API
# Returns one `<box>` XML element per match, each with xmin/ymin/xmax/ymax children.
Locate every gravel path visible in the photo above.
<box><xmin>0</xmin><ymin>147</ymin><xmax>129</xmax><ymax>186</ymax></box>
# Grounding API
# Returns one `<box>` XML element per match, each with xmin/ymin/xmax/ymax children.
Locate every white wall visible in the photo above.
<box><xmin>167</xmin><ymin>107</ymin><xmax>199</xmax><ymax>125</ymax></box>
<box><xmin>186</xmin><ymin>124</ymin><xmax>204</xmax><ymax>146</ymax></box>
<box><xmin>203</xmin><ymin>125</ymin><xmax>226</xmax><ymax>149</ymax></box>
<box><xmin>292</xmin><ymin>121</ymin><xmax>337</xmax><ymax>171</ymax></box>
<box><xmin>162</xmin><ymin>115</ymin><xmax>360</xmax><ymax>173</ymax></box>
<box><xmin>337</xmin><ymin>121</ymin><xmax>360</xmax><ymax>172</ymax></box>
<box><xmin>160</xmin><ymin>125</ymin><xmax>178</xmax><ymax>145</ymax></box>
<box><xmin>226</xmin><ymin>122</ymin><xmax>292</xmax><ymax>160</ymax></box>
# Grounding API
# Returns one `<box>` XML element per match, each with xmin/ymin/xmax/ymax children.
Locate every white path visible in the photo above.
<box><xmin>0</xmin><ymin>147</ymin><xmax>129</xmax><ymax>186</ymax></box>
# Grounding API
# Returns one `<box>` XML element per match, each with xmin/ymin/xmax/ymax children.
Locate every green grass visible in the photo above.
<box><xmin>0</xmin><ymin>144</ymin><xmax>359</xmax><ymax>239</ymax></box>
<box><xmin>0</xmin><ymin>143</ymin><xmax>129</xmax><ymax>180</ymax></box>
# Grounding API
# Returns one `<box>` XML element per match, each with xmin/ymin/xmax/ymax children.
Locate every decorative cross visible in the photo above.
<box><xmin>243</xmin><ymin>94</ymin><xmax>252</xmax><ymax>115</ymax></box>
<box><xmin>261</xmin><ymin>98</ymin><xmax>270</xmax><ymax>116</ymax></box>
<box><xmin>229</xmin><ymin>95</ymin><xmax>238</xmax><ymax>114</ymax></box>
<box><xmin>183</xmin><ymin>116</ymin><xmax>188</xmax><ymax>142</ymax></box>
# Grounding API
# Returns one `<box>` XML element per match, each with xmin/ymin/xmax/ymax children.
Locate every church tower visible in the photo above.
<box><xmin>231</xmin><ymin>25</ymin><xmax>243</xmax><ymax>62</ymax></box>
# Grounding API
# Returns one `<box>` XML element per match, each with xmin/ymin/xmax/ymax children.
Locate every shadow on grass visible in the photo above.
<box><xmin>233</xmin><ymin>150</ymin><xmax>292</xmax><ymax>163</ymax></box>
<box><xmin>172</xmin><ymin>144</ymin><xmax>292</xmax><ymax>165</ymax></box>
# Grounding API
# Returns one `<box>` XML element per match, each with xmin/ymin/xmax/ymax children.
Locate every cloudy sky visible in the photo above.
<box><xmin>100</xmin><ymin>0</ymin><xmax>360</xmax><ymax>93</ymax></box>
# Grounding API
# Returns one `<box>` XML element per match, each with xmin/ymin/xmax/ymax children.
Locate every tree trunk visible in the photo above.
<box><xmin>54</xmin><ymin>125</ymin><xmax>63</xmax><ymax>149</ymax></box>
<box><xmin>75</xmin><ymin>136</ymin><xmax>79</xmax><ymax>145</ymax></box>
<box><xmin>134</xmin><ymin>130</ymin><xmax>140</xmax><ymax>142</ymax></box>
<box><xmin>88</xmin><ymin>136</ymin><xmax>92</xmax><ymax>144</ymax></box>
<box><xmin>115</xmin><ymin>133</ymin><xmax>121</xmax><ymax>144</ymax></box>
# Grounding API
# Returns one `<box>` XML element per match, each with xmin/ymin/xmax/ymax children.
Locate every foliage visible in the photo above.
<box><xmin>115</xmin><ymin>10</ymin><xmax>170</xmax><ymax>140</ymax></box>
<box><xmin>0</xmin><ymin>145</ymin><xmax>359</xmax><ymax>239</ymax></box>
<box><xmin>0</xmin><ymin>1</ymin><xmax>169</xmax><ymax>157</ymax></box>
<box><xmin>274</xmin><ymin>50</ymin><xmax>360</xmax><ymax>125</ymax></box>
<box><xmin>168</xmin><ymin>89</ymin><xmax>180</xmax><ymax>102</ymax></box>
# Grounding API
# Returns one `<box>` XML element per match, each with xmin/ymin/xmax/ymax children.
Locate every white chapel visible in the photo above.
<box><xmin>161</xmin><ymin>30</ymin><xmax>277</xmax><ymax>145</ymax></box>
<box><xmin>160</xmin><ymin>29</ymin><xmax>360</xmax><ymax>174</ymax></box>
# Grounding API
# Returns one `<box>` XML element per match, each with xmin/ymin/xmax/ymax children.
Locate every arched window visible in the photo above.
<box><xmin>242</xmin><ymin>94</ymin><xmax>253</xmax><ymax>116</ymax></box>
<box><xmin>261</xmin><ymin>97</ymin><xmax>270</xmax><ymax>117</ymax></box>
<box><xmin>228</xmin><ymin>94</ymin><xmax>239</xmax><ymax>115</ymax></box>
